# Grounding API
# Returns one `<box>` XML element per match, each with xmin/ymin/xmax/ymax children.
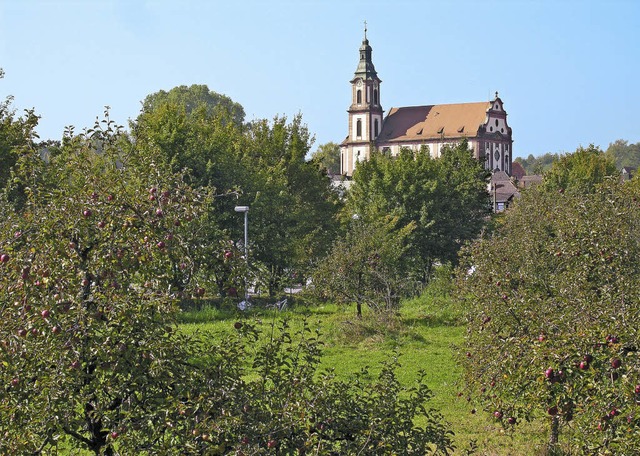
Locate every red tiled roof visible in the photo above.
<box><xmin>378</xmin><ymin>102</ymin><xmax>491</xmax><ymax>142</ymax></box>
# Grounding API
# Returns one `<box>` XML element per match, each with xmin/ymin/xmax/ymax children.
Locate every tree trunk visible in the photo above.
<box><xmin>547</xmin><ymin>415</ymin><xmax>560</xmax><ymax>454</ymax></box>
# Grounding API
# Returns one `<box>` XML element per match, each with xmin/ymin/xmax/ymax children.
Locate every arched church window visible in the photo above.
<box><xmin>356</xmin><ymin>119</ymin><xmax>362</xmax><ymax>137</ymax></box>
<box><xmin>374</xmin><ymin>119</ymin><xmax>379</xmax><ymax>138</ymax></box>
<box><xmin>357</xmin><ymin>90</ymin><xmax>362</xmax><ymax>104</ymax></box>
<box><xmin>373</xmin><ymin>89</ymin><xmax>378</xmax><ymax>105</ymax></box>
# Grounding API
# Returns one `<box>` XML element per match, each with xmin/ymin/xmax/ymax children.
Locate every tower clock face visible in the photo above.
<box><xmin>356</xmin><ymin>79</ymin><xmax>363</xmax><ymax>87</ymax></box>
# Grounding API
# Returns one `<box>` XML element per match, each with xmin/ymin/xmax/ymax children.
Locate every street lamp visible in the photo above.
<box><xmin>234</xmin><ymin>205</ymin><xmax>250</xmax><ymax>307</ymax></box>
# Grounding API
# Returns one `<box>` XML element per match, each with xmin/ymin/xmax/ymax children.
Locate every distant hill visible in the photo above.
<box><xmin>605</xmin><ymin>139</ymin><xmax>640</xmax><ymax>170</ymax></box>
<box><xmin>514</xmin><ymin>152</ymin><xmax>559</xmax><ymax>175</ymax></box>
<box><xmin>515</xmin><ymin>139</ymin><xmax>640</xmax><ymax>175</ymax></box>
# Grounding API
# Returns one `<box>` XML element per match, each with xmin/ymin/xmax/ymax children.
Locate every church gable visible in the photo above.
<box><xmin>481</xmin><ymin>94</ymin><xmax>511</xmax><ymax>137</ymax></box>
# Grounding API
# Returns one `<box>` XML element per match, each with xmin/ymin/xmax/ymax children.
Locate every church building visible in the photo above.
<box><xmin>340</xmin><ymin>28</ymin><xmax>514</xmax><ymax>177</ymax></box>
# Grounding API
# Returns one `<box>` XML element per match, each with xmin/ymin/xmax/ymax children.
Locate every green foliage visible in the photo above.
<box><xmin>134</xmin><ymin>87</ymin><xmax>341</xmax><ymax>297</ymax></box>
<box><xmin>543</xmin><ymin>144</ymin><xmax>619</xmax><ymax>194</ymax></box>
<box><xmin>134</xmin><ymin>87</ymin><xmax>244</xmax><ymax>188</ymax></box>
<box><xmin>140</xmin><ymin>83</ymin><xmax>245</xmax><ymax>127</ymax></box>
<box><xmin>311</xmin><ymin>141</ymin><xmax>341</xmax><ymax>175</ymax></box>
<box><xmin>217</xmin><ymin>319</ymin><xmax>454</xmax><ymax>455</ymax></box>
<box><xmin>605</xmin><ymin>139</ymin><xmax>640</xmax><ymax>170</ymax></box>
<box><xmin>310</xmin><ymin>215</ymin><xmax>416</xmax><ymax>317</ymax></box>
<box><xmin>237</xmin><ymin>115</ymin><xmax>342</xmax><ymax>295</ymax></box>
<box><xmin>0</xmin><ymin>68</ymin><xmax>40</xmax><ymax>191</ymax></box>
<box><xmin>515</xmin><ymin>152</ymin><xmax>560</xmax><ymax>175</ymax></box>
<box><xmin>346</xmin><ymin>139</ymin><xmax>491</xmax><ymax>282</ymax></box>
<box><xmin>0</xmin><ymin>114</ymin><xmax>222</xmax><ymax>454</ymax></box>
<box><xmin>456</xmin><ymin>179</ymin><xmax>640</xmax><ymax>453</ymax></box>
<box><xmin>0</xmin><ymin>107</ymin><xmax>445</xmax><ymax>454</ymax></box>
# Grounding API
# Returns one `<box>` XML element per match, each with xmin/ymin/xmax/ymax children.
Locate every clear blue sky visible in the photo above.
<box><xmin>1</xmin><ymin>0</ymin><xmax>638</xmax><ymax>158</ymax></box>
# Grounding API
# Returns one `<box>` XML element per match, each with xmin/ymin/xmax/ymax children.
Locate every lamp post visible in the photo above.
<box><xmin>234</xmin><ymin>205</ymin><xmax>250</xmax><ymax>306</ymax></box>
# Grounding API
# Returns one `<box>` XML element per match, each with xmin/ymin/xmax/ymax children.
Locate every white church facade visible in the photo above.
<box><xmin>340</xmin><ymin>29</ymin><xmax>514</xmax><ymax>177</ymax></box>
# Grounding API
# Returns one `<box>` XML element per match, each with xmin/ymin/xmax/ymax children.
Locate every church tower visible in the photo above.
<box><xmin>340</xmin><ymin>24</ymin><xmax>384</xmax><ymax>176</ymax></box>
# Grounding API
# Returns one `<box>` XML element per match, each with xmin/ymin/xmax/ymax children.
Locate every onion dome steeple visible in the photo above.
<box><xmin>354</xmin><ymin>22</ymin><xmax>378</xmax><ymax>80</ymax></box>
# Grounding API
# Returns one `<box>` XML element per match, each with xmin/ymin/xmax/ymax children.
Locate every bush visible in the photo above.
<box><xmin>206</xmin><ymin>319</ymin><xmax>455</xmax><ymax>455</ymax></box>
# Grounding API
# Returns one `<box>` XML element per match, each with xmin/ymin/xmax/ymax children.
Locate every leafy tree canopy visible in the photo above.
<box><xmin>515</xmin><ymin>152</ymin><xmax>559</xmax><ymax>175</ymax></box>
<box><xmin>542</xmin><ymin>144</ymin><xmax>618</xmax><ymax>194</ymax></box>
<box><xmin>0</xmin><ymin>68</ymin><xmax>40</xmax><ymax>191</ymax></box>
<box><xmin>140</xmin><ymin>84</ymin><xmax>245</xmax><ymax>126</ymax></box>
<box><xmin>235</xmin><ymin>115</ymin><xmax>341</xmax><ymax>294</ymax></box>
<box><xmin>135</xmin><ymin>85</ymin><xmax>341</xmax><ymax>297</ymax></box>
<box><xmin>133</xmin><ymin>86</ymin><xmax>245</xmax><ymax>189</ymax></box>
<box><xmin>346</xmin><ymin>139</ymin><xmax>491</xmax><ymax>282</ymax></box>
<box><xmin>457</xmin><ymin>178</ymin><xmax>640</xmax><ymax>453</ymax></box>
<box><xmin>311</xmin><ymin>141</ymin><xmax>341</xmax><ymax>175</ymax></box>
<box><xmin>605</xmin><ymin>139</ymin><xmax>640</xmax><ymax>170</ymax></box>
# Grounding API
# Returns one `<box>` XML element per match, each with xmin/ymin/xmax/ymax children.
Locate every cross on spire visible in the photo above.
<box><xmin>364</xmin><ymin>20</ymin><xmax>367</xmax><ymax>39</ymax></box>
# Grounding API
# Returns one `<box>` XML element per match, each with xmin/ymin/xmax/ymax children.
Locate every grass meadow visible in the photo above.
<box><xmin>178</xmin><ymin>289</ymin><xmax>551</xmax><ymax>456</ymax></box>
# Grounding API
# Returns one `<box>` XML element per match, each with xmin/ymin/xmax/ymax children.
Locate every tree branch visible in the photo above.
<box><xmin>63</xmin><ymin>426</ymin><xmax>92</xmax><ymax>446</ymax></box>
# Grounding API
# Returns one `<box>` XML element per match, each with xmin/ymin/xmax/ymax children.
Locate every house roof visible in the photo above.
<box><xmin>519</xmin><ymin>175</ymin><xmax>543</xmax><ymax>188</ymax></box>
<box><xmin>378</xmin><ymin>102</ymin><xmax>491</xmax><ymax>143</ymax></box>
<box><xmin>490</xmin><ymin>170</ymin><xmax>519</xmax><ymax>203</ymax></box>
<box><xmin>511</xmin><ymin>161</ymin><xmax>526</xmax><ymax>181</ymax></box>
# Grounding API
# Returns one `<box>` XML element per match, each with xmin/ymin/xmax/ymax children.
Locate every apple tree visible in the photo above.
<box><xmin>310</xmin><ymin>215</ymin><xmax>416</xmax><ymax>317</ymax></box>
<box><xmin>0</xmin><ymin>67</ymin><xmax>40</xmax><ymax>192</ymax></box>
<box><xmin>0</xmin><ymin>114</ymin><xmax>223</xmax><ymax>454</ymax></box>
<box><xmin>204</xmin><ymin>319</ymin><xmax>454</xmax><ymax>455</ymax></box>
<box><xmin>456</xmin><ymin>179</ymin><xmax>640</xmax><ymax>453</ymax></box>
